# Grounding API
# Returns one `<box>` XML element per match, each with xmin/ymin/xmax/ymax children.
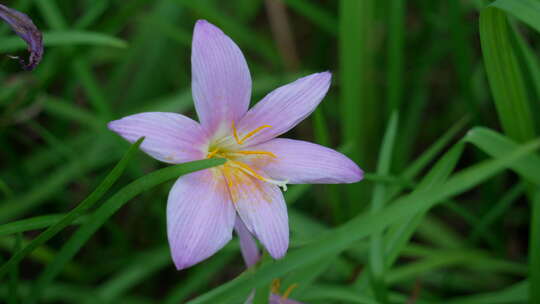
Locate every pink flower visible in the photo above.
<box><xmin>108</xmin><ymin>20</ymin><xmax>363</xmax><ymax>270</ymax></box>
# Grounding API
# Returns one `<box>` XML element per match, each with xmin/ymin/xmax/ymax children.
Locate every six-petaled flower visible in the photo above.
<box><xmin>108</xmin><ymin>20</ymin><xmax>363</xmax><ymax>270</ymax></box>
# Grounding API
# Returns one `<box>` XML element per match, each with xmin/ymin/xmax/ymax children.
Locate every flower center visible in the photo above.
<box><xmin>206</xmin><ymin>122</ymin><xmax>288</xmax><ymax>202</ymax></box>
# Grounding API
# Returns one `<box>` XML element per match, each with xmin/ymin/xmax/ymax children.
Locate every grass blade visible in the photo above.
<box><xmin>0</xmin><ymin>214</ymin><xmax>85</xmax><ymax>237</ymax></box>
<box><xmin>339</xmin><ymin>0</ymin><xmax>377</xmax><ymax>211</ymax></box>
<box><xmin>386</xmin><ymin>0</ymin><xmax>405</xmax><ymax>114</ymax></box>
<box><xmin>465</xmin><ymin>127</ymin><xmax>540</xmax><ymax>184</ymax></box>
<box><xmin>491</xmin><ymin>0</ymin><xmax>540</xmax><ymax>33</ymax></box>
<box><xmin>29</xmin><ymin>157</ymin><xmax>225</xmax><ymax>302</ymax></box>
<box><xmin>0</xmin><ymin>138</ymin><xmax>144</xmax><ymax>279</ymax></box>
<box><xmin>368</xmin><ymin>112</ymin><xmax>399</xmax><ymax>302</ymax></box>
<box><xmin>0</xmin><ymin>31</ymin><xmax>128</xmax><ymax>52</ymax></box>
<box><xmin>479</xmin><ymin>5</ymin><xmax>536</xmax><ymax>142</ymax></box>
<box><xmin>186</xmin><ymin>136</ymin><xmax>540</xmax><ymax>304</ymax></box>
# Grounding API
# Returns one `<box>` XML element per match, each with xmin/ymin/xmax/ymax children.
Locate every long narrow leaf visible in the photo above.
<box><xmin>479</xmin><ymin>5</ymin><xmax>536</xmax><ymax>142</ymax></box>
<box><xmin>187</xmin><ymin>138</ymin><xmax>540</xmax><ymax>304</ymax></box>
<box><xmin>29</xmin><ymin>157</ymin><xmax>224</xmax><ymax>301</ymax></box>
<box><xmin>0</xmin><ymin>138</ymin><xmax>144</xmax><ymax>279</ymax></box>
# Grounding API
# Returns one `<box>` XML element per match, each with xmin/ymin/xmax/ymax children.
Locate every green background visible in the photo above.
<box><xmin>1</xmin><ymin>0</ymin><xmax>540</xmax><ymax>303</ymax></box>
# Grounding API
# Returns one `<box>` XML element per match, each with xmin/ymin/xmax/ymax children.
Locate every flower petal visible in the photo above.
<box><xmin>237</xmin><ymin>72</ymin><xmax>331</xmax><ymax>146</ymax></box>
<box><xmin>0</xmin><ymin>4</ymin><xmax>43</xmax><ymax>70</ymax></box>
<box><xmin>225</xmin><ymin>172</ymin><xmax>289</xmax><ymax>259</ymax></box>
<box><xmin>191</xmin><ymin>20</ymin><xmax>252</xmax><ymax>135</ymax></box>
<box><xmin>167</xmin><ymin>170</ymin><xmax>236</xmax><ymax>270</ymax></box>
<box><xmin>251</xmin><ymin>138</ymin><xmax>363</xmax><ymax>184</ymax></box>
<box><xmin>235</xmin><ymin>216</ymin><xmax>260</xmax><ymax>268</ymax></box>
<box><xmin>108</xmin><ymin>112</ymin><xmax>207</xmax><ymax>164</ymax></box>
<box><xmin>269</xmin><ymin>294</ymin><xmax>303</xmax><ymax>304</ymax></box>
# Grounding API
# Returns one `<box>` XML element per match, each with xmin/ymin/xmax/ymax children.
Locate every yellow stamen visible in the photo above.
<box><xmin>232</xmin><ymin>121</ymin><xmax>272</xmax><ymax>145</ymax></box>
<box><xmin>206</xmin><ymin>148</ymin><xmax>220</xmax><ymax>158</ymax></box>
<box><xmin>233</xmin><ymin>150</ymin><xmax>277</xmax><ymax>158</ymax></box>
<box><xmin>271</xmin><ymin>279</ymin><xmax>281</xmax><ymax>294</ymax></box>
<box><xmin>281</xmin><ymin>283</ymin><xmax>298</xmax><ymax>301</ymax></box>
<box><xmin>232</xmin><ymin>121</ymin><xmax>241</xmax><ymax>144</ymax></box>
<box><xmin>229</xmin><ymin>160</ymin><xmax>288</xmax><ymax>191</ymax></box>
<box><xmin>229</xmin><ymin>160</ymin><xmax>267</xmax><ymax>182</ymax></box>
<box><xmin>223</xmin><ymin>166</ymin><xmax>238</xmax><ymax>200</ymax></box>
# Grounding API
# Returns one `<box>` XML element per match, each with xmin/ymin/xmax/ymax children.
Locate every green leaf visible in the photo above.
<box><xmin>479</xmin><ymin>5</ymin><xmax>536</xmax><ymax>142</ymax></box>
<box><xmin>29</xmin><ymin>157</ymin><xmax>225</xmax><ymax>302</ymax></box>
<box><xmin>0</xmin><ymin>136</ymin><xmax>118</xmax><ymax>223</ymax></box>
<box><xmin>465</xmin><ymin>127</ymin><xmax>540</xmax><ymax>185</ymax></box>
<box><xmin>469</xmin><ymin>182</ymin><xmax>525</xmax><ymax>243</ymax></box>
<box><xmin>491</xmin><ymin>0</ymin><xmax>540</xmax><ymax>33</ymax></box>
<box><xmin>339</xmin><ymin>0</ymin><xmax>378</xmax><ymax>214</ymax></box>
<box><xmin>0</xmin><ymin>214</ymin><xmax>85</xmax><ymax>237</ymax></box>
<box><xmin>386</xmin><ymin>0</ymin><xmax>405</xmax><ymax>114</ymax></box>
<box><xmin>97</xmin><ymin>247</ymin><xmax>170</xmax><ymax>302</ymax></box>
<box><xmin>385</xmin><ymin>142</ymin><xmax>465</xmax><ymax>267</ymax></box>
<box><xmin>300</xmin><ymin>284</ymin><xmax>379</xmax><ymax>304</ymax></box>
<box><xmin>0</xmin><ymin>31</ymin><xmax>128</xmax><ymax>52</ymax></box>
<box><xmin>186</xmin><ymin>138</ymin><xmax>540</xmax><ymax>304</ymax></box>
<box><xmin>369</xmin><ymin>111</ymin><xmax>399</xmax><ymax>303</ymax></box>
<box><xmin>387</xmin><ymin>116</ymin><xmax>469</xmax><ymax>201</ymax></box>
<box><xmin>163</xmin><ymin>250</ymin><xmax>237</xmax><ymax>304</ymax></box>
<box><xmin>0</xmin><ymin>138</ymin><xmax>144</xmax><ymax>279</ymax></box>
<box><xmin>447</xmin><ymin>280</ymin><xmax>528</xmax><ymax>304</ymax></box>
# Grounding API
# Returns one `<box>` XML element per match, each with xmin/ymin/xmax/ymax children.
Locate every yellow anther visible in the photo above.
<box><xmin>281</xmin><ymin>283</ymin><xmax>298</xmax><ymax>301</ymax></box>
<box><xmin>232</xmin><ymin>121</ymin><xmax>272</xmax><ymax>145</ymax></box>
<box><xmin>233</xmin><ymin>150</ymin><xmax>277</xmax><ymax>158</ymax></box>
<box><xmin>271</xmin><ymin>279</ymin><xmax>281</xmax><ymax>294</ymax></box>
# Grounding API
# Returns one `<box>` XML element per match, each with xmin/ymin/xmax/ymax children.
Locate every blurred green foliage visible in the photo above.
<box><xmin>1</xmin><ymin>0</ymin><xmax>540</xmax><ymax>303</ymax></box>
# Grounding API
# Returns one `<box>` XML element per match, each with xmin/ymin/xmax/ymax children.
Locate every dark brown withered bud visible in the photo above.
<box><xmin>0</xmin><ymin>3</ymin><xmax>43</xmax><ymax>70</ymax></box>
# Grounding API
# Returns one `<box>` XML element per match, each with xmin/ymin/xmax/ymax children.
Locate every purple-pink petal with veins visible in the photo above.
<box><xmin>108</xmin><ymin>112</ymin><xmax>207</xmax><ymax>164</ymax></box>
<box><xmin>167</xmin><ymin>170</ymin><xmax>236</xmax><ymax>270</ymax></box>
<box><xmin>269</xmin><ymin>294</ymin><xmax>304</xmax><ymax>304</ymax></box>
<box><xmin>0</xmin><ymin>4</ymin><xmax>43</xmax><ymax>70</ymax></box>
<box><xmin>227</xmin><ymin>175</ymin><xmax>289</xmax><ymax>259</ymax></box>
<box><xmin>237</xmin><ymin>72</ymin><xmax>331</xmax><ymax>146</ymax></box>
<box><xmin>235</xmin><ymin>216</ymin><xmax>260</xmax><ymax>268</ymax></box>
<box><xmin>245</xmin><ymin>293</ymin><xmax>304</xmax><ymax>304</ymax></box>
<box><xmin>251</xmin><ymin>138</ymin><xmax>363</xmax><ymax>184</ymax></box>
<box><xmin>191</xmin><ymin>20</ymin><xmax>252</xmax><ymax>136</ymax></box>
